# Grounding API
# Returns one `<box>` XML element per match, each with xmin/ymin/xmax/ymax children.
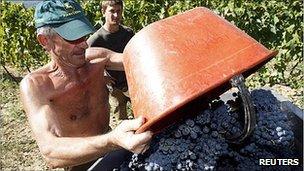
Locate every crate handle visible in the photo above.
<box><xmin>227</xmin><ymin>74</ymin><xmax>256</xmax><ymax>143</ymax></box>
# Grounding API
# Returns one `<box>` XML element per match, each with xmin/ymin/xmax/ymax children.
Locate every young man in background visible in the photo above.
<box><xmin>87</xmin><ymin>0</ymin><xmax>134</xmax><ymax>121</ymax></box>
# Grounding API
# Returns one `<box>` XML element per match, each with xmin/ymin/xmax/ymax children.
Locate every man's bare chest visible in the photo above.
<box><xmin>53</xmin><ymin>86</ymin><xmax>92</xmax><ymax>120</ymax></box>
<box><xmin>48</xmin><ymin>67</ymin><xmax>108</xmax><ymax>122</ymax></box>
<box><xmin>47</xmin><ymin>80</ymin><xmax>109</xmax><ymax>136</ymax></box>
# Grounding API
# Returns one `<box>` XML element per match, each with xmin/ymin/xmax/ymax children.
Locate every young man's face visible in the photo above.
<box><xmin>103</xmin><ymin>4</ymin><xmax>122</xmax><ymax>26</ymax></box>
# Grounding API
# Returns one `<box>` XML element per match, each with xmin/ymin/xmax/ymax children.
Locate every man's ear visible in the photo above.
<box><xmin>37</xmin><ymin>34</ymin><xmax>51</xmax><ymax>51</ymax></box>
<box><xmin>101</xmin><ymin>6</ymin><xmax>106</xmax><ymax>16</ymax></box>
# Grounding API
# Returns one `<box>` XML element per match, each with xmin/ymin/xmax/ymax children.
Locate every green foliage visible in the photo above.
<box><xmin>0</xmin><ymin>2</ymin><xmax>49</xmax><ymax>70</ymax></box>
<box><xmin>0</xmin><ymin>0</ymin><xmax>302</xmax><ymax>89</ymax></box>
<box><xmin>81</xmin><ymin>0</ymin><xmax>103</xmax><ymax>28</ymax></box>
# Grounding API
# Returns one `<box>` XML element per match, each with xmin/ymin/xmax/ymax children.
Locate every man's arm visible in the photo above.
<box><xmin>20</xmin><ymin>76</ymin><xmax>152</xmax><ymax>168</ymax></box>
<box><xmin>85</xmin><ymin>47</ymin><xmax>124</xmax><ymax>71</ymax></box>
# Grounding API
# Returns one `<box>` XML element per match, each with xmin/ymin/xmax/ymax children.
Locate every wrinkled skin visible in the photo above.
<box><xmin>20</xmin><ymin>32</ymin><xmax>152</xmax><ymax>169</ymax></box>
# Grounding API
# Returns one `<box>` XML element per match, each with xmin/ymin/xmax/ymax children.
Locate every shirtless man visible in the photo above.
<box><xmin>20</xmin><ymin>0</ymin><xmax>152</xmax><ymax>170</ymax></box>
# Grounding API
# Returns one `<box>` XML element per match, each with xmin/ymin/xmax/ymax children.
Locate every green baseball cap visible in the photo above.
<box><xmin>34</xmin><ymin>0</ymin><xmax>95</xmax><ymax>41</ymax></box>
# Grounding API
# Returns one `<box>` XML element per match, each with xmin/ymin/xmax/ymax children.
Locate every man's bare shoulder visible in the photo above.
<box><xmin>20</xmin><ymin>65</ymin><xmax>53</xmax><ymax>95</ymax></box>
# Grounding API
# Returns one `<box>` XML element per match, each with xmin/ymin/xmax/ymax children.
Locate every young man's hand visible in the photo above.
<box><xmin>108</xmin><ymin>116</ymin><xmax>153</xmax><ymax>154</ymax></box>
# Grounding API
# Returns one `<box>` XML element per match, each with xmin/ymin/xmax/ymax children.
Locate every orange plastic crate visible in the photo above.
<box><xmin>123</xmin><ymin>7</ymin><xmax>277</xmax><ymax>133</ymax></box>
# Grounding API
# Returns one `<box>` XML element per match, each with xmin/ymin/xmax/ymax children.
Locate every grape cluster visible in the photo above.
<box><xmin>118</xmin><ymin>89</ymin><xmax>300</xmax><ymax>170</ymax></box>
<box><xmin>254</xmin><ymin>111</ymin><xmax>294</xmax><ymax>150</ymax></box>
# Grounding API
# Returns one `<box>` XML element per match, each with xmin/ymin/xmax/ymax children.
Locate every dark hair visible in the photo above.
<box><xmin>101</xmin><ymin>0</ymin><xmax>123</xmax><ymax>11</ymax></box>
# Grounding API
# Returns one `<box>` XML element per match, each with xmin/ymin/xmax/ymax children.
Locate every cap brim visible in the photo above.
<box><xmin>53</xmin><ymin>17</ymin><xmax>95</xmax><ymax>41</ymax></box>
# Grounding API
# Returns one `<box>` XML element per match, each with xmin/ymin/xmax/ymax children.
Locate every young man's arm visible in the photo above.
<box><xmin>85</xmin><ymin>47</ymin><xmax>124</xmax><ymax>71</ymax></box>
<box><xmin>20</xmin><ymin>76</ymin><xmax>152</xmax><ymax>168</ymax></box>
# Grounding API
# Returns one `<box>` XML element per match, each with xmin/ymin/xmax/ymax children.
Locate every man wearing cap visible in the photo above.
<box><xmin>87</xmin><ymin>0</ymin><xmax>134</xmax><ymax>121</ymax></box>
<box><xmin>20</xmin><ymin>0</ymin><xmax>152</xmax><ymax>170</ymax></box>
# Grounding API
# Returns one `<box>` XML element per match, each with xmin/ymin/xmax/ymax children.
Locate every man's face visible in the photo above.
<box><xmin>48</xmin><ymin>33</ymin><xmax>88</xmax><ymax>67</ymax></box>
<box><xmin>103</xmin><ymin>4</ymin><xmax>122</xmax><ymax>26</ymax></box>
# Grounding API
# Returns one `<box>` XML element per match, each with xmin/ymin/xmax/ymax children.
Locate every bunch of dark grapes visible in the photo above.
<box><xmin>118</xmin><ymin>89</ymin><xmax>299</xmax><ymax>170</ymax></box>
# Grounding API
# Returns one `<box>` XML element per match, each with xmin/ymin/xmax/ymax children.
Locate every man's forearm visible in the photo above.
<box><xmin>40</xmin><ymin>133</ymin><xmax>120</xmax><ymax>168</ymax></box>
<box><xmin>106</xmin><ymin>52</ymin><xmax>124</xmax><ymax>71</ymax></box>
<box><xmin>85</xmin><ymin>47</ymin><xmax>124</xmax><ymax>71</ymax></box>
<box><xmin>86</xmin><ymin>47</ymin><xmax>111</xmax><ymax>60</ymax></box>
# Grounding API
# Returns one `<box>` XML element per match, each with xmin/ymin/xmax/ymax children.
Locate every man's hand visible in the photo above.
<box><xmin>108</xmin><ymin>116</ymin><xmax>153</xmax><ymax>154</ymax></box>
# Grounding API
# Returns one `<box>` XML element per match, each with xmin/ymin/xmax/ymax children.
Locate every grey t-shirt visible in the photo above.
<box><xmin>87</xmin><ymin>25</ymin><xmax>134</xmax><ymax>90</ymax></box>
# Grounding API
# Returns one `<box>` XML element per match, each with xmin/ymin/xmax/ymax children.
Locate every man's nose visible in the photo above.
<box><xmin>113</xmin><ymin>12</ymin><xmax>118</xmax><ymax>18</ymax></box>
